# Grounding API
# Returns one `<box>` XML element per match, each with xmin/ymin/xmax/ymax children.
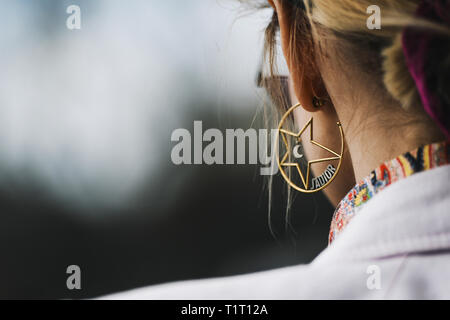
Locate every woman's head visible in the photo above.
<box><xmin>262</xmin><ymin>0</ymin><xmax>449</xmax><ymax>122</ymax></box>
<box><xmin>250</xmin><ymin>0</ymin><xmax>449</xmax><ymax>204</ymax></box>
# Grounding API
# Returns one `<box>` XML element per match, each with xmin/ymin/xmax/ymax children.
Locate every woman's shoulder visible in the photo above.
<box><xmin>100</xmin><ymin>165</ymin><xmax>450</xmax><ymax>300</ymax></box>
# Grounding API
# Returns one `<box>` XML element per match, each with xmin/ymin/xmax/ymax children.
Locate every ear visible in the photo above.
<box><xmin>274</xmin><ymin>0</ymin><xmax>327</xmax><ymax>112</ymax></box>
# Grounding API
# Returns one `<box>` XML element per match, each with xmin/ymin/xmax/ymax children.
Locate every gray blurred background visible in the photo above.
<box><xmin>0</xmin><ymin>0</ymin><xmax>333</xmax><ymax>299</ymax></box>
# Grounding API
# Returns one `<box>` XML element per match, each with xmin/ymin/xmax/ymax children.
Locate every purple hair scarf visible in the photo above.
<box><xmin>402</xmin><ymin>0</ymin><xmax>450</xmax><ymax>139</ymax></box>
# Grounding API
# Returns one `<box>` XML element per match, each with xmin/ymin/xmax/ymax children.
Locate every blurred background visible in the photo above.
<box><xmin>0</xmin><ymin>0</ymin><xmax>333</xmax><ymax>299</ymax></box>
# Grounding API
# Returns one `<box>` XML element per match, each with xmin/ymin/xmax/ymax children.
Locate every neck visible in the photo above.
<box><xmin>336</xmin><ymin>98</ymin><xmax>445</xmax><ymax>182</ymax></box>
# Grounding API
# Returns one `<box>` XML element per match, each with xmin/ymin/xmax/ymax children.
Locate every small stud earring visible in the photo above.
<box><xmin>312</xmin><ymin>96</ymin><xmax>326</xmax><ymax>108</ymax></box>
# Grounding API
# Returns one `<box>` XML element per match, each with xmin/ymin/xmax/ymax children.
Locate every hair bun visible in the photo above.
<box><xmin>402</xmin><ymin>0</ymin><xmax>450</xmax><ymax>138</ymax></box>
<box><xmin>382</xmin><ymin>33</ymin><xmax>421</xmax><ymax>111</ymax></box>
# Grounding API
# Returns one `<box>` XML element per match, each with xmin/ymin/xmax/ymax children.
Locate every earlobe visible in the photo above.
<box><xmin>311</xmin><ymin>78</ymin><xmax>331</xmax><ymax>109</ymax></box>
<box><xmin>294</xmin><ymin>77</ymin><xmax>329</xmax><ymax>112</ymax></box>
<box><xmin>295</xmin><ymin>80</ymin><xmax>316</xmax><ymax>112</ymax></box>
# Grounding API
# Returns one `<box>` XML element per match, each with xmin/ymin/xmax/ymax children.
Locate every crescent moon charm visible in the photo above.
<box><xmin>293</xmin><ymin>145</ymin><xmax>304</xmax><ymax>159</ymax></box>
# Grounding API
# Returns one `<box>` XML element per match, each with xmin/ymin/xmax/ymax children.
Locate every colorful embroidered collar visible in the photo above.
<box><xmin>329</xmin><ymin>141</ymin><xmax>450</xmax><ymax>245</ymax></box>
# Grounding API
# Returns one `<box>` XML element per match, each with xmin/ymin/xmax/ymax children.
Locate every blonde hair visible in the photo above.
<box><xmin>251</xmin><ymin>0</ymin><xmax>450</xmax><ymax>114</ymax></box>
<box><xmin>306</xmin><ymin>0</ymin><xmax>450</xmax><ymax>110</ymax></box>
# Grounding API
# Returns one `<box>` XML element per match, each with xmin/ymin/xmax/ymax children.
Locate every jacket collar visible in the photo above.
<box><xmin>315</xmin><ymin>164</ymin><xmax>450</xmax><ymax>263</ymax></box>
<box><xmin>329</xmin><ymin>141</ymin><xmax>450</xmax><ymax>245</ymax></box>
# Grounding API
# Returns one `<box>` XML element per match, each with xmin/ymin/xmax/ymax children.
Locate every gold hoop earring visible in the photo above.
<box><xmin>277</xmin><ymin>103</ymin><xmax>345</xmax><ymax>193</ymax></box>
